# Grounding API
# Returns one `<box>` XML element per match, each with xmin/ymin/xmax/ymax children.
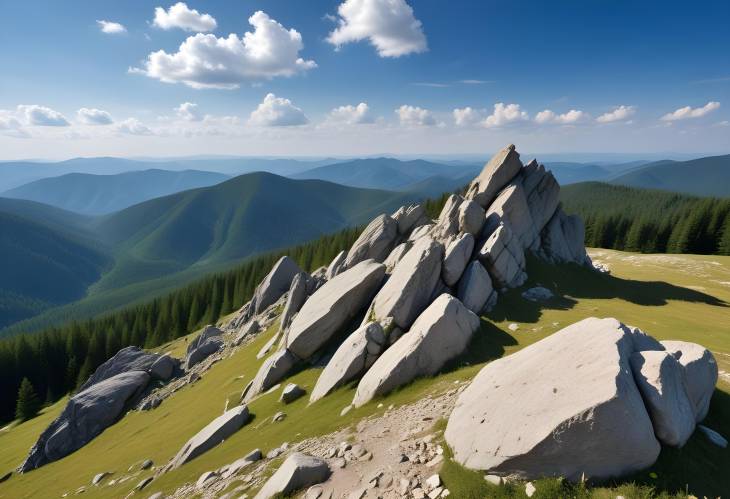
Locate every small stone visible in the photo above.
<box><xmin>429</xmin><ymin>487</ymin><xmax>443</xmax><ymax>499</ymax></box>
<box><xmin>508</xmin><ymin>323</ymin><xmax>519</xmax><ymax>331</ymax></box>
<box><xmin>525</xmin><ymin>481</ymin><xmax>536</xmax><ymax>497</ymax></box>
<box><xmin>91</xmin><ymin>472</ymin><xmax>112</xmax><ymax>486</ymax></box>
<box><xmin>425</xmin><ymin>474</ymin><xmax>441</xmax><ymax>490</ymax></box>
<box><xmin>340</xmin><ymin>405</ymin><xmax>353</xmax><ymax>416</ymax></box>
<box><xmin>398</xmin><ymin>454</ymin><xmax>409</xmax><ymax>463</ymax></box>
<box><xmin>359</xmin><ymin>452</ymin><xmax>373</xmax><ymax>462</ymax></box>
<box><xmin>273</xmin><ymin>411</ymin><xmax>287</xmax><ymax>422</ymax></box>
<box><xmin>351</xmin><ymin>444</ymin><xmax>367</xmax><ymax>458</ymax></box>
<box><xmin>484</xmin><ymin>474</ymin><xmax>502</xmax><ymax>486</ymax></box>
<box><xmin>135</xmin><ymin>477</ymin><xmax>153</xmax><ymax>491</ymax></box>
<box><xmin>412</xmin><ymin>488</ymin><xmax>426</xmax><ymax>499</ymax></box>
<box><xmin>325</xmin><ymin>448</ymin><xmax>337</xmax><ymax>458</ymax></box>
<box><xmin>280</xmin><ymin>383</ymin><xmax>306</xmax><ymax>404</ymax></box>
<box><xmin>196</xmin><ymin>471</ymin><xmax>218</xmax><ymax>489</ymax></box>
<box><xmin>398</xmin><ymin>478</ymin><xmax>410</xmax><ymax>495</ymax></box>
<box><xmin>140</xmin><ymin>459</ymin><xmax>153</xmax><ymax>470</ymax></box>
<box><xmin>426</xmin><ymin>455</ymin><xmax>443</xmax><ymax>467</ymax></box>
<box><xmin>306</xmin><ymin>485</ymin><xmax>324</xmax><ymax>499</ymax></box>
<box><xmin>0</xmin><ymin>472</ymin><xmax>11</xmax><ymax>484</ymax></box>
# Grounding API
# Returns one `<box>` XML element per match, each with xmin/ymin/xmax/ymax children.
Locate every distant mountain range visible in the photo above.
<box><xmin>2</xmin><ymin>169</ymin><xmax>230</xmax><ymax>215</ymax></box>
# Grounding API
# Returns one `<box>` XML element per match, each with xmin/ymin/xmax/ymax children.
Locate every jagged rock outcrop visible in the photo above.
<box><xmin>367</xmin><ymin>237</ymin><xmax>445</xmax><ymax>330</ymax></box>
<box><xmin>353</xmin><ymin>294</ymin><xmax>480</xmax><ymax>407</ymax></box>
<box><xmin>233</xmin><ymin>319</ymin><xmax>260</xmax><ymax>346</ymax></box>
<box><xmin>286</xmin><ymin>260</ymin><xmax>386</xmax><ymax>359</ymax></box>
<box><xmin>477</xmin><ymin>221</ymin><xmax>527</xmax><ymax>289</ymax></box>
<box><xmin>442</xmin><ymin>233</ymin><xmax>475</xmax><ymax>287</ymax></box>
<box><xmin>446</xmin><ymin>318</ymin><xmax>690</xmax><ymax>481</ymax></box>
<box><xmin>21</xmin><ymin>371</ymin><xmax>151</xmax><ymax>472</ymax></box>
<box><xmin>458</xmin><ymin>199</ymin><xmax>486</xmax><ymax>236</ymax></box>
<box><xmin>254</xmin><ymin>453</ymin><xmax>330</xmax><ymax>499</ymax></box>
<box><xmin>310</xmin><ymin>322</ymin><xmax>386</xmax><ymax>403</ymax></box>
<box><xmin>430</xmin><ymin>194</ymin><xmax>463</xmax><ymax>242</ymax></box>
<box><xmin>465</xmin><ymin>144</ymin><xmax>523</xmax><ymax>208</ymax></box>
<box><xmin>168</xmin><ymin>404</ymin><xmax>250</xmax><ymax>469</ymax></box>
<box><xmin>392</xmin><ymin>204</ymin><xmax>426</xmax><ymax>235</ymax></box>
<box><xmin>539</xmin><ymin>208</ymin><xmax>591</xmax><ymax>266</ymax></box>
<box><xmin>245</xmin><ymin>256</ymin><xmax>303</xmax><ymax>320</ymax></box>
<box><xmin>185</xmin><ymin>326</ymin><xmax>224</xmax><ymax>370</ymax></box>
<box><xmin>343</xmin><ymin>214</ymin><xmax>398</xmax><ymax>269</ymax></box>
<box><xmin>484</xmin><ymin>183</ymin><xmax>540</xmax><ymax>251</ymax></box>
<box><xmin>77</xmin><ymin>346</ymin><xmax>172</xmax><ymax>392</ymax></box>
<box><xmin>456</xmin><ymin>261</ymin><xmax>497</xmax><ymax>314</ymax></box>
<box><xmin>519</xmin><ymin>160</ymin><xmax>560</xmax><ymax>230</ymax></box>
<box><xmin>660</xmin><ymin>340</ymin><xmax>718</xmax><ymax>422</ymax></box>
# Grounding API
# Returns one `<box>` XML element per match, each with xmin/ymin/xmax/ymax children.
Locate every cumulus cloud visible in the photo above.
<box><xmin>175</xmin><ymin>102</ymin><xmax>204</xmax><ymax>121</ymax></box>
<box><xmin>249</xmin><ymin>93</ymin><xmax>308</xmax><ymax>127</ymax></box>
<box><xmin>116</xmin><ymin>118</ymin><xmax>154</xmax><ymax>135</ymax></box>
<box><xmin>596</xmin><ymin>105</ymin><xmax>636</xmax><ymax>123</ymax></box>
<box><xmin>77</xmin><ymin>108</ymin><xmax>114</xmax><ymax>125</ymax></box>
<box><xmin>327</xmin><ymin>0</ymin><xmax>427</xmax><ymax>57</ymax></box>
<box><xmin>152</xmin><ymin>2</ymin><xmax>217</xmax><ymax>32</ymax></box>
<box><xmin>482</xmin><ymin>103</ymin><xmax>528</xmax><ymax>128</ymax></box>
<box><xmin>396</xmin><ymin>105</ymin><xmax>435</xmax><ymax>126</ymax></box>
<box><xmin>328</xmin><ymin>103</ymin><xmax>375</xmax><ymax>124</ymax></box>
<box><xmin>534</xmin><ymin>109</ymin><xmax>587</xmax><ymax>125</ymax></box>
<box><xmin>661</xmin><ymin>101</ymin><xmax>720</xmax><ymax>121</ymax></box>
<box><xmin>134</xmin><ymin>11</ymin><xmax>316</xmax><ymax>89</ymax></box>
<box><xmin>97</xmin><ymin>20</ymin><xmax>127</xmax><ymax>34</ymax></box>
<box><xmin>17</xmin><ymin>105</ymin><xmax>70</xmax><ymax>126</ymax></box>
<box><xmin>0</xmin><ymin>112</ymin><xmax>30</xmax><ymax>138</ymax></box>
<box><xmin>453</xmin><ymin>107</ymin><xmax>485</xmax><ymax>127</ymax></box>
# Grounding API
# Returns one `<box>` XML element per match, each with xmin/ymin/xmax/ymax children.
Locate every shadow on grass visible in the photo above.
<box><xmin>489</xmin><ymin>256</ymin><xmax>728</xmax><ymax>324</ymax></box>
<box><xmin>442</xmin><ymin>318</ymin><xmax>518</xmax><ymax>374</ymax></box>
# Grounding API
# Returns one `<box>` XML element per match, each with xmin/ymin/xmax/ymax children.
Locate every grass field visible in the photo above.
<box><xmin>1</xmin><ymin>249</ymin><xmax>728</xmax><ymax>498</ymax></box>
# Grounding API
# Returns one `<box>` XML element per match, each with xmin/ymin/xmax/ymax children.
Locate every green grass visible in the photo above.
<box><xmin>1</xmin><ymin>249</ymin><xmax>729</xmax><ymax>498</ymax></box>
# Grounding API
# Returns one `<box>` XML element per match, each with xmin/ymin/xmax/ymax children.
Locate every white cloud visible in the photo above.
<box><xmin>328</xmin><ymin>103</ymin><xmax>375</xmax><ymax>124</ymax></box>
<box><xmin>0</xmin><ymin>112</ymin><xmax>30</xmax><ymax>138</ymax></box>
<box><xmin>534</xmin><ymin>109</ymin><xmax>587</xmax><ymax>125</ymax></box>
<box><xmin>97</xmin><ymin>20</ymin><xmax>127</xmax><ymax>34</ymax></box>
<box><xmin>661</xmin><ymin>101</ymin><xmax>720</xmax><ymax>121</ymax></box>
<box><xmin>17</xmin><ymin>105</ymin><xmax>70</xmax><ymax>126</ymax></box>
<box><xmin>77</xmin><ymin>108</ymin><xmax>114</xmax><ymax>125</ymax></box>
<box><xmin>596</xmin><ymin>105</ymin><xmax>636</xmax><ymax>123</ymax></box>
<box><xmin>249</xmin><ymin>93</ymin><xmax>308</xmax><ymax>127</ymax></box>
<box><xmin>482</xmin><ymin>103</ymin><xmax>528</xmax><ymax>128</ymax></box>
<box><xmin>396</xmin><ymin>105</ymin><xmax>435</xmax><ymax>126</ymax></box>
<box><xmin>152</xmin><ymin>2</ymin><xmax>217</xmax><ymax>32</ymax></box>
<box><xmin>175</xmin><ymin>102</ymin><xmax>203</xmax><ymax>121</ymax></box>
<box><xmin>116</xmin><ymin>118</ymin><xmax>154</xmax><ymax>135</ymax></box>
<box><xmin>453</xmin><ymin>107</ymin><xmax>485</xmax><ymax>127</ymax></box>
<box><xmin>134</xmin><ymin>11</ymin><xmax>316</xmax><ymax>89</ymax></box>
<box><xmin>327</xmin><ymin>0</ymin><xmax>427</xmax><ymax>57</ymax></box>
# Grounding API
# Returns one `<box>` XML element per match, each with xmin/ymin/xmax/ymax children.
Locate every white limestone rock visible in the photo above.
<box><xmin>477</xmin><ymin>222</ymin><xmax>527</xmax><ymax>289</ymax></box>
<box><xmin>409</xmin><ymin>223</ymin><xmax>434</xmax><ymax>242</ymax></box>
<box><xmin>383</xmin><ymin>241</ymin><xmax>412</xmax><ymax>273</ymax></box>
<box><xmin>244</xmin><ymin>349</ymin><xmax>299</xmax><ymax>402</ymax></box>
<box><xmin>344</xmin><ymin>215</ymin><xmax>398</xmax><ymax>269</ymax></box>
<box><xmin>326</xmin><ymin>250</ymin><xmax>347</xmax><ymax>280</ymax></box>
<box><xmin>539</xmin><ymin>208</ymin><xmax>591</xmax><ymax>266</ymax></box>
<box><xmin>393</xmin><ymin>204</ymin><xmax>426</xmax><ymax>235</ymax></box>
<box><xmin>519</xmin><ymin>159</ymin><xmax>560</xmax><ymax>231</ymax></box>
<box><xmin>445</xmin><ymin>317</ymin><xmax>661</xmax><ymax>481</ymax></box>
<box><xmin>353</xmin><ymin>294</ymin><xmax>479</xmax><ymax>407</ymax></box>
<box><xmin>456</xmin><ymin>261</ymin><xmax>497</xmax><ymax>315</ymax></box>
<box><xmin>465</xmin><ymin>144</ymin><xmax>523</xmax><ymax>209</ymax></box>
<box><xmin>254</xmin><ymin>453</ymin><xmax>330</xmax><ymax>499</ymax></box>
<box><xmin>442</xmin><ymin>233</ymin><xmax>475</xmax><ymax>287</ymax></box>
<box><xmin>483</xmin><ymin>183</ymin><xmax>540</xmax><ymax>251</ymax></box>
<box><xmin>247</xmin><ymin>256</ymin><xmax>303</xmax><ymax>318</ymax></box>
<box><xmin>660</xmin><ymin>340</ymin><xmax>718</xmax><ymax>422</ymax></box>
<box><xmin>286</xmin><ymin>260</ymin><xmax>386</xmax><ymax>359</ymax></box>
<box><xmin>458</xmin><ymin>199</ymin><xmax>486</xmax><ymax>236</ymax></box>
<box><xmin>430</xmin><ymin>195</ymin><xmax>464</xmax><ymax>242</ymax></box>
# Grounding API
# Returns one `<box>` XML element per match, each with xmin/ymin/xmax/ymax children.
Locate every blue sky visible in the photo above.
<box><xmin>0</xmin><ymin>0</ymin><xmax>728</xmax><ymax>159</ymax></box>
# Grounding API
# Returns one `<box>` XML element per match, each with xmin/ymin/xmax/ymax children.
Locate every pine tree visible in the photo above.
<box><xmin>15</xmin><ymin>377</ymin><xmax>41</xmax><ymax>421</ymax></box>
<box><xmin>719</xmin><ymin>213</ymin><xmax>730</xmax><ymax>255</ymax></box>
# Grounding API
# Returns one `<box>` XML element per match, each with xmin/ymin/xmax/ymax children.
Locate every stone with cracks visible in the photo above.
<box><xmin>310</xmin><ymin>322</ymin><xmax>386</xmax><ymax>403</ymax></box>
<box><xmin>354</xmin><ymin>294</ymin><xmax>479</xmax><ymax>407</ymax></box>
<box><xmin>254</xmin><ymin>452</ymin><xmax>330</xmax><ymax>499</ymax></box>
<box><xmin>456</xmin><ymin>261</ymin><xmax>497</xmax><ymax>315</ymax></box>
<box><xmin>369</xmin><ymin>237</ymin><xmax>444</xmax><ymax>330</ymax></box>
<box><xmin>244</xmin><ymin>349</ymin><xmax>299</xmax><ymax>402</ymax></box>
<box><xmin>77</xmin><ymin>346</ymin><xmax>166</xmax><ymax>392</ymax></box>
<box><xmin>430</xmin><ymin>195</ymin><xmax>463</xmax><ymax>242</ymax></box>
<box><xmin>483</xmin><ymin>183</ymin><xmax>540</xmax><ymax>251</ymax></box>
<box><xmin>169</xmin><ymin>405</ymin><xmax>250</xmax><ymax>469</ymax></box>
<box><xmin>630</xmin><ymin>351</ymin><xmax>696</xmax><ymax>447</ymax></box>
<box><xmin>21</xmin><ymin>371</ymin><xmax>151</xmax><ymax>472</ymax></box>
<box><xmin>393</xmin><ymin>204</ymin><xmax>426</xmax><ymax>235</ymax></box>
<box><xmin>326</xmin><ymin>250</ymin><xmax>347</xmax><ymax>280</ymax></box>
<box><xmin>538</xmin><ymin>208</ymin><xmax>591</xmax><ymax>266</ymax></box>
<box><xmin>660</xmin><ymin>340</ymin><xmax>718</xmax><ymax>422</ymax></box>
<box><xmin>247</xmin><ymin>256</ymin><xmax>302</xmax><ymax>319</ymax></box>
<box><xmin>519</xmin><ymin>160</ymin><xmax>560</xmax><ymax>231</ymax></box>
<box><xmin>477</xmin><ymin>222</ymin><xmax>527</xmax><ymax>289</ymax></box>
<box><xmin>287</xmin><ymin>260</ymin><xmax>386</xmax><ymax>359</ymax></box>
<box><xmin>442</xmin><ymin>233</ymin><xmax>475</xmax><ymax>287</ymax></box>
<box><xmin>186</xmin><ymin>325</ymin><xmax>223</xmax><ymax>356</ymax></box>
<box><xmin>445</xmin><ymin>317</ymin><xmax>660</xmax><ymax>481</ymax></box>
<box><xmin>465</xmin><ymin>144</ymin><xmax>523</xmax><ymax>209</ymax></box>
<box><xmin>459</xmin><ymin>199</ymin><xmax>486</xmax><ymax>236</ymax></box>
<box><xmin>344</xmin><ymin>215</ymin><xmax>398</xmax><ymax>269</ymax></box>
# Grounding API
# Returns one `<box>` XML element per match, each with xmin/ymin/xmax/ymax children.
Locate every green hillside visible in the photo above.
<box><xmin>3</xmin><ymin>169</ymin><xmax>230</xmax><ymax>215</ymax></box>
<box><xmin>610</xmin><ymin>155</ymin><xmax>730</xmax><ymax>197</ymax></box>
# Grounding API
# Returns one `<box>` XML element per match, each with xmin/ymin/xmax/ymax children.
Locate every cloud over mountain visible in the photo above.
<box><xmin>328</xmin><ymin>103</ymin><xmax>375</xmax><ymax>124</ymax></box>
<box><xmin>396</xmin><ymin>105</ymin><xmax>436</xmax><ymax>126</ymax></box>
<box><xmin>249</xmin><ymin>93</ymin><xmax>309</xmax><ymax>127</ymax></box>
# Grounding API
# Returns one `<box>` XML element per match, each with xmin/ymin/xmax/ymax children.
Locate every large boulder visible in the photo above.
<box><xmin>383</xmin><ymin>241</ymin><xmax>412</xmax><ymax>272</ymax></box>
<box><xmin>344</xmin><ymin>215</ymin><xmax>398</xmax><ymax>269</ymax></box>
<box><xmin>430</xmin><ymin>195</ymin><xmax>463</xmax><ymax>242</ymax></box>
<box><xmin>77</xmin><ymin>346</ymin><xmax>165</xmax><ymax>392</ymax></box>
<box><xmin>149</xmin><ymin>354</ymin><xmax>176</xmax><ymax>381</ymax></box>
<box><xmin>392</xmin><ymin>204</ymin><xmax>426</xmax><ymax>235</ymax></box>
<box><xmin>442</xmin><ymin>233</ymin><xmax>475</xmax><ymax>287</ymax></box>
<box><xmin>519</xmin><ymin>160</ymin><xmax>560</xmax><ymax>231</ymax></box>
<box><xmin>477</xmin><ymin>221</ymin><xmax>527</xmax><ymax>289</ymax></box>
<box><xmin>484</xmin><ymin>183</ymin><xmax>540</xmax><ymax>251</ymax></box>
<box><xmin>353</xmin><ymin>294</ymin><xmax>479</xmax><ymax>407</ymax></box>
<box><xmin>465</xmin><ymin>144</ymin><xmax>523</xmax><ymax>208</ymax></box>
<box><xmin>459</xmin><ymin>199</ymin><xmax>486</xmax><ymax>236</ymax></box>
<box><xmin>538</xmin><ymin>208</ymin><xmax>591</xmax><ymax>266</ymax></box>
<box><xmin>185</xmin><ymin>336</ymin><xmax>224</xmax><ymax>370</ymax></box>
<box><xmin>244</xmin><ymin>349</ymin><xmax>299</xmax><ymax>402</ymax></box>
<box><xmin>21</xmin><ymin>371</ymin><xmax>151</xmax><ymax>472</ymax></box>
<box><xmin>169</xmin><ymin>404</ymin><xmax>250</xmax><ymax>469</ymax></box>
<box><xmin>456</xmin><ymin>261</ymin><xmax>497</xmax><ymax>315</ymax></box>
<box><xmin>286</xmin><ymin>260</ymin><xmax>386</xmax><ymax>359</ymax></box>
<box><xmin>186</xmin><ymin>325</ymin><xmax>223</xmax><ymax>356</ymax></box>
<box><xmin>310</xmin><ymin>322</ymin><xmax>386</xmax><ymax>403</ymax></box>
<box><xmin>660</xmin><ymin>340</ymin><xmax>718</xmax><ymax>422</ymax></box>
<box><xmin>247</xmin><ymin>256</ymin><xmax>302</xmax><ymax>319</ymax></box>
<box><xmin>445</xmin><ymin>317</ymin><xmax>660</xmax><ymax>481</ymax></box>
<box><xmin>630</xmin><ymin>351</ymin><xmax>696</xmax><ymax>447</ymax></box>
<box><xmin>254</xmin><ymin>453</ymin><xmax>330</xmax><ymax>499</ymax></box>
<box><xmin>368</xmin><ymin>237</ymin><xmax>445</xmax><ymax>330</ymax></box>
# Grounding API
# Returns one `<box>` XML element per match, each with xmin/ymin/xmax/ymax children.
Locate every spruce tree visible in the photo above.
<box><xmin>15</xmin><ymin>377</ymin><xmax>41</xmax><ymax>421</ymax></box>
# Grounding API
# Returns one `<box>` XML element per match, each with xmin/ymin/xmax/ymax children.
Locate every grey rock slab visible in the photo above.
<box><xmin>445</xmin><ymin>317</ymin><xmax>660</xmax><ymax>481</ymax></box>
<box><xmin>383</xmin><ymin>241</ymin><xmax>412</xmax><ymax>273</ymax></box>
<box><xmin>21</xmin><ymin>371</ymin><xmax>151</xmax><ymax>472</ymax></box>
<box><xmin>458</xmin><ymin>199</ymin><xmax>486</xmax><ymax>236</ymax></box>
<box><xmin>244</xmin><ymin>349</ymin><xmax>299</xmax><ymax>402</ymax></box>
<box><xmin>254</xmin><ymin>452</ymin><xmax>330</xmax><ymax>499</ymax></box>
<box><xmin>326</xmin><ymin>250</ymin><xmax>347</xmax><ymax>280</ymax></box>
<box><xmin>477</xmin><ymin>221</ymin><xmax>527</xmax><ymax>289</ymax></box>
<box><xmin>310</xmin><ymin>322</ymin><xmax>386</xmax><ymax>403</ymax></box>
<box><xmin>409</xmin><ymin>223</ymin><xmax>434</xmax><ymax>242</ymax></box>
<box><xmin>169</xmin><ymin>405</ymin><xmax>250</xmax><ymax>469</ymax></box>
<box><xmin>233</xmin><ymin>319</ymin><xmax>260</xmax><ymax>347</ymax></box>
<box><xmin>287</xmin><ymin>260</ymin><xmax>386</xmax><ymax>359</ymax></box>
<box><xmin>219</xmin><ymin>448</ymin><xmax>262</xmax><ymax>479</ymax></box>
<box><xmin>186</xmin><ymin>325</ymin><xmax>223</xmax><ymax>356</ymax></box>
<box><xmin>185</xmin><ymin>336</ymin><xmax>224</xmax><ymax>370</ymax></box>
<box><xmin>660</xmin><ymin>340</ymin><xmax>718</xmax><ymax>422</ymax></box>
<box><xmin>465</xmin><ymin>144</ymin><xmax>523</xmax><ymax>209</ymax></box>
<box><xmin>280</xmin><ymin>273</ymin><xmax>309</xmax><ymax>334</ymax></box>
<box><xmin>630</xmin><ymin>351</ymin><xmax>696</xmax><ymax>447</ymax></box>
<box><xmin>354</xmin><ymin>294</ymin><xmax>479</xmax><ymax>407</ymax></box>
<box><xmin>538</xmin><ymin>208</ymin><xmax>591</xmax><ymax>266</ymax></box>
<box><xmin>483</xmin><ymin>182</ymin><xmax>540</xmax><ymax>251</ymax></box>
<box><xmin>369</xmin><ymin>237</ymin><xmax>444</xmax><ymax>330</ymax></box>
<box><xmin>280</xmin><ymin>383</ymin><xmax>306</xmax><ymax>404</ymax></box>
<box><xmin>394</xmin><ymin>204</ymin><xmax>426</xmax><ymax>235</ymax></box>
<box><xmin>519</xmin><ymin>160</ymin><xmax>560</xmax><ymax>231</ymax></box>
<box><xmin>430</xmin><ymin>195</ymin><xmax>464</xmax><ymax>242</ymax></box>
<box><xmin>344</xmin><ymin>214</ymin><xmax>398</xmax><ymax>269</ymax></box>
<box><xmin>149</xmin><ymin>354</ymin><xmax>175</xmax><ymax>381</ymax></box>
<box><xmin>442</xmin><ymin>233</ymin><xmax>475</xmax><ymax>287</ymax></box>
<box><xmin>77</xmin><ymin>346</ymin><xmax>162</xmax><ymax>392</ymax></box>
<box><xmin>456</xmin><ymin>261</ymin><xmax>497</xmax><ymax>315</ymax></box>
<box><xmin>248</xmin><ymin>256</ymin><xmax>303</xmax><ymax>318</ymax></box>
